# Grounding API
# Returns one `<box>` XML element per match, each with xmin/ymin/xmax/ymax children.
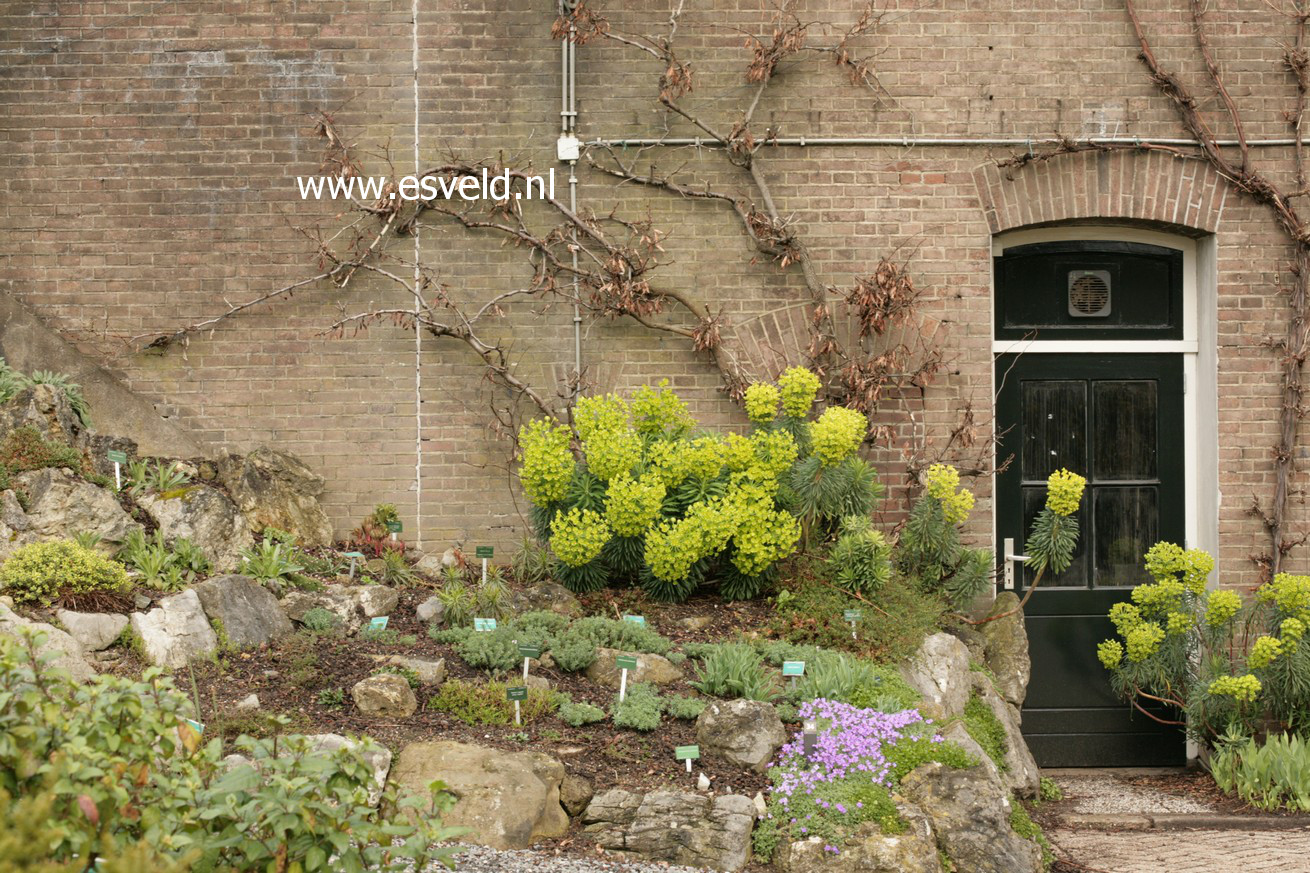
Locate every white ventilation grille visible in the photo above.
<box><xmin>1068</xmin><ymin>270</ymin><xmax>1111</xmax><ymax>317</ymax></box>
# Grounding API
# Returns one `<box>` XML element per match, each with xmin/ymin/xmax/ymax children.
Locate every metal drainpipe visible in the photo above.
<box><xmin>561</xmin><ymin>1</ymin><xmax>582</xmax><ymax>400</ymax></box>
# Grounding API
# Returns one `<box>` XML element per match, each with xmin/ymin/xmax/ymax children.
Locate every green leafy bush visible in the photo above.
<box><xmin>0</xmin><ymin>628</ymin><xmax>462</xmax><ymax>871</ymax></box>
<box><xmin>552</xmin><ymin>631</ymin><xmax>599</xmax><ymax>672</ymax></box>
<box><xmin>454</xmin><ymin>627</ymin><xmax>521</xmax><ymax>672</ymax></box>
<box><xmin>665</xmin><ymin>694</ymin><xmax>707</xmax><ymax>720</ymax></box>
<box><xmin>238</xmin><ymin>531</ymin><xmax>306</xmax><ymax>583</ymax></box>
<box><xmin>360</xmin><ymin>627</ymin><xmax>416</xmax><ymax>646</ymax></box>
<box><xmin>518</xmin><ymin>369</ymin><xmax>880</xmax><ymax>602</ymax></box>
<box><xmin>692</xmin><ymin>644</ymin><xmax>780</xmax><ymax>701</ymax></box>
<box><xmin>301</xmin><ymin>607</ymin><xmax>341</xmax><ymax>631</ymax></box>
<box><xmin>0</xmin><ymin>425</ymin><xmax>86</xmax><ymax>476</ymax></box>
<box><xmin>0</xmin><ymin>540</ymin><xmax>131</xmax><ymax>605</ymax></box>
<box><xmin>117</xmin><ymin>529</ymin><xmax>211</xmax><ymax>590</ymax></box>
<box><xmin>373</xmin><ymin>664</ymin><xmax>421</xmax><ymax>689</ymax></box>
<box><xmin>435</xmin><ymin>566</ymin><xmax>509</xmax><ymax>627</ymax></box>
<box><xmin>610</xmin><ymin>682</ymin><xmax>663</xmax><ymax>731</ymax></box>
<box><xmin>563</xmin><ymin>615</ymin><xmax>672</xmax><ymax>655</ymax></box>
<box><xmin>510</xmin><ymin>535</ymin><xmax>553</xmax><ymax>586</ymax></box>
<box><xmin>1209</xmin><ymin>730</ymin><xmax>1310</xmax><ymax>811</ymax></box>
<box><xmin>316</xmin><ymin>687</ymin><xmax>346</xmax><ymax>708</ymax></box>
<box><xmin>767</xmin><ymin>575</ymin><xmax>944</xmax><ymax>664</ymax></box>
<box><xmin>825</xmin><ymin>514</ymin><xmax>893</xmax><ymax>595</ymax></box>
<box><xmin>378</xmin><ymin>549</ymin><xmax>416</xmax><ymax>587</ymax></box>
<box><xmin>1095</xmin><ymin>544</ymin><xmax>1310</xmax><ymax>743</ymax></box>
<box><xmin>26</xmin><ymin>370</ymin><xmax>92</xmax><ymax>429</ymax></box>
<box><xmin>125</xmin><ymin>458</ymin><xmax>191</xmax><ymax>496</ymax></box>
<box><xmin>559</xmin><ymin>700</ymin><xmax>607</xmax><ymax>726</ymax></box>
<box><xmin>427</xmin><ymin>679</ymin><xmax>559</xmax><ymax>725</ymax></box>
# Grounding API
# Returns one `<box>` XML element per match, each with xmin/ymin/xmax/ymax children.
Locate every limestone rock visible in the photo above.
<box><xmin>55</xmin><ymin>609</ymin><xmax>127</xmax><ymax>652</ymax></box>
<box><xmin>0</xmin><ymin>602</ymin><xmax>96</xmax><ymax>681</ymax></box>
<box><xmin>281</xmin><ymin>584</ymin><xmax>398</xmax><ymax>631</ymax></box>
<box><xmin>353</xmin><ymin>584</ymin><xmax>399</xmax><ymax>618</ymax></box>
<box><xmin>351</xmin><ymin>674</ymin><xmax>417</xmax><ymax>718</ymax></box>
<box><xmin>695</xmin><ymin>699</ymin><xmax>786</xmax><ymax>774</ymax></box>
<box><xmin>782</xmin><ymin>815</ymin><xmax>942</xmax><ymax>873</ymax></box>
<box><xmin>215</xmin><ymin>448</ymin><xmax>334</xmax><ymax>548</ymax></box>
<box><xmin>586</xmin><ymin>647</ymin><xmax>683</xmax><ymax>688</ymax></box>
<box><xmin>583</xmin><ymin>789</ymin><xmax>755</xmax><ymax>872</ymax></box>
<box><xmin>970</xmin><ymin>672</ymin><xmax>1041</xmax><ymax>798</ymax></box>
<box><xmin>303</xmin><ymin>733</ymin><xmax>392</xmax><ymax>806</ymax></box>
<box><xmin>900</xmin><ymin>763</ymin><xmax>1042</xmax><ymax>873</ymax></box>
<box><xmin>980</xmin><ymin>591</ymin><xmax>1031</xmax><ymax>707</ymax></box>
<box><xmin>899</xmin><ymin>632</ymin><xmax>972</xmax><ymax>719</ymax></box>
<box><xmin>560</xmin><ymin>773</ymin><xmax>594</xmax><ymax>817</ymax></box>
<box><xmin>15</xmin><ymin>467</ymin><xmax>140</xmax><ymax>550</ymax></box>
<box><xmin>193</xmin><ymin>574</ymin><xmax>293</xmax><ymax>650</ymax></box>
<box><xmin>414</xmin><ymin>554</ymin><xmax>446</xmax><ymax>577</ymax></box>
<box><xmin>503</xmin><ymin>580</ymin><xmax>581</xmax><ymax>619</ymax></box>
<box><xmin>676</xmin><ymin>615</ymin><xmax>713</xmax><ymax>632</ymax></box>
<box><xmin>235</xmin><ymin>693</ymin><xmax>260</xmax><ymax>711</ymax></box>
<box><xmin>390</xmin><ymin>741</ymin><xmax>569</xmax><ymax>849</ymax></box>
<box><xmin>137</xmin><ymin>484</ymin><xmax>253</xmax><ymax>573</ymax></box>
<box><xmin>369</xmin><ymin>654</ymin><xmax>446</xmax><ymax>685</ymax></box>
<box><xmin>0</xmin><ymin>385</ymin><xmax>85</xmax><ymax>448</ymax></box>
<box><xmin>129</xmin><ymin>589</ymin><xmax>218</xmax><ymax>668</ymax></box>
<box><xmin>416</xmin><ymin>595</ymin><xmax>445</xmax><ymax>624</ymax></box>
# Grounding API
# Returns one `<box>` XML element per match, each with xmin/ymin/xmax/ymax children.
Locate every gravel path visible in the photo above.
<box><xmin>414</xmin><ymin>845</ymin><xmax>711</xmax><ymax>873</ymax></box>
<box><xmin>1053</xmin><ymin>770</ymin><xmax>1215</xmax><ymax>815</ymax></box>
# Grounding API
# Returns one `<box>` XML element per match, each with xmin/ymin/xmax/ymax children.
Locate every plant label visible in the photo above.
<box><xmin>506</xmin><ymin>686</ymin><xmax>528</xmax><ymax>701</ymax></box>
<box><xmin>107</xmin><ymin>450</ymin><xmax>127</xmax><ymax>490</ymax></box>
<box><xmin>518</xmin><ymin>644</ymin><xmax>542</xmax><ymax>659</ymax></box>
<box><xmin>106</xmin><ymin>449</ymin><xmax>128</xmax><ymax>464</ymax></box>
<box><xmin>386</xmin><ymin>520</ymin><xmax>402</xmax><ymax>541</ymax></box>
<box><xmin>782</xmin><ymin>660</ymin><xmax>805</xmax><ymax>677</ymax></box>
<box><xmin>344</xmin><ymin>551</ymin><xmax>365</xmax><ymax>579</ymax></box>
<box><xmin>843</xmin><ymin>609</ymin><xmax>862</xmax><ymax>622</ymax></box>
<box><xmin>369</xmin><ymin>616</ymin><xmax>389</xmax><ymax>631</ymax></box>
<box><xmin>615</xmin><ymin>655</ymin><xmax>639</xmax><ymax>670</ymax></box>
<box><xmin>183</xmin><ymin>718</ymin><xmax>204</xmax><ymax>734</ymax></box>
<box><xmin>675</xmin><ymin>744</ymin><xmax>700</xmax><ymax>773</ymax></box>
<box><xmin>622</xmin><ymin>614</ymin><xmax>646</xmax><ymax>626</ymax></box>
<box><xmin>475</xmin><ymin>546</ymin><xmax>494</xmax><ymax>559</ymax></box>
<box><xmin>474</xmin><ymin>617</ymin><xmax>497</xmax><ymax>632</ymax></box>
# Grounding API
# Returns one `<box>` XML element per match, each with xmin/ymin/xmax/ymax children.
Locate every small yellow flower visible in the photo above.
<box><xmin>1045</xmin><ymin>468</ymin><xmax>1086</xmax><ymax>517</ymax></box>
<box><xmin>778</xmin><ymin>366</ymin><xmax>821</xmax><ymax>418</ymax></box>
<box><xmin>1205</xmin><ymin>589</ymin><xmax>1242</xmax><ymax>627</ymax></box>
<box><xmin>1097</xmin><ymin>639</ymin><xmax>1124</xmax><ymax>669</ymax></box>
<box><xmin>744</xmin><ymin>383</ymin><xmax>780</xmax><ymax>424</ymax></box>
<box><xmin>1208</xmin><ymin>674</ymin><xmax>1261</xmax><ymax>704</ymax></box>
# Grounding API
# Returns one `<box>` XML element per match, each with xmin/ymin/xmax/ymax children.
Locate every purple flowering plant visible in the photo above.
<box><xmin>751</xmin><ymin>698</ymin><xmax>976</xmax><ymax>860</ymax></box>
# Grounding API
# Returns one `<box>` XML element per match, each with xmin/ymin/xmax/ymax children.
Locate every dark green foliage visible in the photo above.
<box><xmin>610</xmin><ymin>682</ymin><xmax>663</xmax><ymax>731</ymax></box>
<box><xmin>825</xmin><ymin>514</ymin><xmax>892</xmax><ymax>595</ymax></box>
<box><xmin>300</xmin><ymin>607</ymin><xmax>340</xmax><ymax>632</ymax></box>
<box><xmin>316</xmin><ymin>687</ymin><xmax>346</xmax><ymax>708</ymax></box>
<box><xmin>786</xmin><ymin>457</ymin><xmax>883</xmax><ymax>539</ymax></box>
<box><xmin>718</xmin><ymin>564</ymin><xmax>773</xmax><ymax>601</ymax></box>
<box><xmin>117</xmin><ymin>529</ymin><xmax>212</xmax><ymax>591</ymax></box>
<box><xmin>510</xmin><ymin>535</ymin><xmax>553</xmax><ymax>585</ymax></box>
<box><xmin>1025</xmin><ymin>509</ymin><xmax>1079</xmax><ymax>576</ymax></box>
<box><xmin>372</xmin><ymin>664</ymin><xmax>421</xmax><ymax>689</ymax></box>
<box><xmin>963</xmin><ymin>693</ymin><xmax>1010</xmax><ymax>771</ymax></box>
<box><xmin>555</xmin><ymin>558</ymin><xmax>610</xmax><ymax>594</ymax></box>
<box><xmin>692</xmin><ymin>644</ymin><xmax>780</xmax><ymax>701</ymax></box>
<box><xmin>897</xmin><ymin>494</ymin><xmax>994</xmax><ymax>611</ymax></box>
<box><xmin>602</xmin><ymin>534</ymin><xmax>646</xmax><ymax>577</ymax></box>
<box><xmin>567</xmin><ymin>468</ymin><xmax>608</xmax><ymax>513</ymax></box>
<box><xmin>640</xmin><ymin>561</ymin><xmax>702</xmax><ymax>602</ymax></box>
<box><xmin>1009</xmin><ymin>802</ymin><xmax>1056</xmax><ymax>869</ymax></box>
<box><xmin>884</xmin><ymin>731</ymin><xmax>978</xmax><ymax>782</ymax></box>
<box><xmin>359</xmin><ymin>627</ymin><xmax>416</xmax><ymax>646</ymax></box>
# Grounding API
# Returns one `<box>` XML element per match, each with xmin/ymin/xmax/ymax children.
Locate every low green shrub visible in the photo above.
<box><xmin>0</xmin><ymin>540</ymin><xmax>131</xmax><ymax>605</ymax></box>
<box><xmin>316</xmin><ymin>687</ymin><xmax>346</xmax><ymax>708</ymax></box>
<box><xmin>963</xmin><ymin>693</ymin><xmax>1009</xmax><ymax>772</ymax></box>
<box><xmin>0</xmin><ymin>628</ymin><xmax>462</xmax><ymax>872</ymax></box>
<box><xmin>665</xmin><ymin>694</ymin><xmax>707</xmax><ymax>720</ymax></box>
<box><xmin>759</xmin><ymin>642</ymin><xmax>920</xmax><ymax>711</ymax></box>
<box><xmin>560</xmin><ymin>615</ymin><xmax>671</xmax><ymax>655</ymax></box>
<box><xmin>0</xmin><ymin>425</ymin><xmax>86</xmax><ymax>476</ymax></box>
<box><xmin>238</xmin><ymin>532</ymin><xmax>306</xmax><ymax>583</ymax></box>
<box><xmin>453</xmin><ymin>628</ymin><xmax>520</xmax><ymax>672</ymax></box>
<box><xmin>427</xmin><ymin>679</ymin><xmax>559</xmax><ymax>726</ymax></box>
<box><xmin>301</xmin><ymin>607</ymin><xmax>341</xmax><ymax>632</ymax></box>
<box><xmin>359</xmin><ymin>627</ymin><xmax>416</xmax><ymax>646</ymax></box>
<box><xmin>825</xmin><ymin>514</ymin><xmax>893</xmax><ymax>596</ymax></box>
<box><xmin>610</xmin><ymin>682</ymin><xmax>663</xmax><ymax>731</ymax></box>
<box><xmin>373</xmin><ymin>665</ymin><xmax>421</xmax><ymax>689</ymax></box>
<box><xmin>117</xmin><ymin>529</ymin><xmax>211</xmax><ymax>591</ymax></box>
<box><xmin>559</xmin><ymin>700</ymin><xmax>606</xmax><ymax>727</ymax></box>
<box><xmin>1209</xmin><ymin>730</ymin><xmax>1310</xmax><ymax>811</ymax></box>
<box><xmin>692</xmin><ymin>644</ymin><xmax>779</xmax><ymax>701</ymax></box>
<box><xmin>125</xmin><ymin>458</ymin><xmax>192</xmax><ymax>496</ymax></box>
<box><xmin>1009</xmin><ymin>801</ymin><xmax>1055</xmax><ymax>869</ymax></box>
<box><xmin>378</xmin><ymin>549</ymin><xmax>416</xmax><ymax>587</ymax></box>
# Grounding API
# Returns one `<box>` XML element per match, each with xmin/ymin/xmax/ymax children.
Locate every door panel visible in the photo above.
<box><xmin>996</xmin><ymin>353</ymin><xmax>1186</xmax><ymax>766</ymax></box>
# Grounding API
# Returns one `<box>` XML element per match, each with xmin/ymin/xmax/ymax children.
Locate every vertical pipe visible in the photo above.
<box><xmin>412</xmin><ymin>0</ymin><xmax>423</xmax><ymax>549</ymax></box>
<box><xmin>561</xmin><ymin>2</ymin><xmax>582</xmax><ymax>398</ymax></box>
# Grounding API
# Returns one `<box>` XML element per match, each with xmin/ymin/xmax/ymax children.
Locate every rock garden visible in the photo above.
<box><xmin>0</xmin><ymin>361</ymin><xmax>1106</xmax><ymax>872</ymax></box>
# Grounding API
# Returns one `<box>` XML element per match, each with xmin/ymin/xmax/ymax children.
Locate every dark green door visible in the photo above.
<box><xmin>995</xmin><ymin>353</ymin><xmax>1187</xmax><ymax>766</ymax></box>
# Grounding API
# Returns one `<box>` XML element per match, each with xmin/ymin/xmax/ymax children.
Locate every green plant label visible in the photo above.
<box><xmin>344</xmin><ymin>551</ymin><xmax>366</xmax><ymax>559</ymax></box>
<box><xmin>106</xmin><ymin>449</ymin><xmax>128</xmax><ymax>464</ymax></box>
<box><xmin>506</xmin><ymin>686</ymin><xmax>528</xmax><ymax>701</ymax></box>
<box><xmin>518</xmin><ymin>644</ymin><xmax>542</xmax><ymax>659</ymax></box>
<box><xmin>843</xmin><ymin>609</ymin><xmax>862</xmax><ymax>622</ymax></box>
<box><xmin>675</xmin><ymin>745</ymin><xmax>700</xmax><ymax>760</ymax></box>
<box><xmin>386</xmin><ymin>521</ymin><xmax>403</xmax><ymax>533</ymax></box>
<box><xmin>782</xmin><ymin>660</ymin><xmax>805</xmax><ymax>677</ymax></box>
<box><xmin>615</xmin><ymin>655</ymin><xmax>639</xmax><ymax>671</ymax></box>
<box><xmin>475</xmin><ymin>546</ymin><xmax>494</xmax><ymax>559</ymax></box>
<box><xmin>369</xmin><ymin>616</ymin><xmax>389</xmax><ymax>631</ymax></box>
<box><xmin>622</xmin><ymin>614</ymin><xmax>646</xmax><ymax>626</ymax></box>
<box><xmin>474</xmin><ymin>618</ymin><xmax>498</xmax><ymax>632</ymax></box>
<box><xmin>183</xmin><ymin>718</ymin><xmax>205</xmax><ymax>734</ymax></box>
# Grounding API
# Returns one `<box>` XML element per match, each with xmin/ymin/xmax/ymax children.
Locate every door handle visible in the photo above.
<box><xmin>1002</xmin><ymin>537</ymin><xmax>1030</xmax><ymax>590</ymax></box>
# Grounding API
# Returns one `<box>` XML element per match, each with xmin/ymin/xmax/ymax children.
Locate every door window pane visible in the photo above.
<box><xmin>1022</xmin><ymin>381</ymin><xmax>1087</xmax><ymax>479</ymax></box>
<box><xmin>1094</xmin><ymin>381</ymin><xmax>1158</xmax><ymax>480</ymax></box>
<box><xmin>1093</xmin><ymin>486</ymin><xmax>1158</xmax><ymax>588</ymax></box>
<box><xmin>1023</xmin><ymin>485</ymin><xmax>1088</xmax><ymax>588</ymax></box>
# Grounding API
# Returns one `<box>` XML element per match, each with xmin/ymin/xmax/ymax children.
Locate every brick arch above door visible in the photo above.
<box><xmin>973</xmin><ymin>150</ymin><xmax>1230</xmax><ymax>236</ymax></box>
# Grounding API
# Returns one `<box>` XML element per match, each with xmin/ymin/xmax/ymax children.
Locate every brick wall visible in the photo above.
<box><xmin>0</xmin><ymin>0</ymin><xmax>1303</xmax><ymax>584</ymax></box>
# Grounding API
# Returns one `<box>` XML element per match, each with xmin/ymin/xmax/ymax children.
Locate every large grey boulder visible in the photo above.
<box><xmin>351</xmin><ymin>674</ymin><xmax>417</xmax><ymax>719</ymax></box>
<box><xmin>0</xmin><ymin>490</ymin><xmax>33</xmax><ymax>562</ymax></box>
<box><xmin>503</xmin><ymin>580</ymin><xmax>582</xmax><ymax>619</ymax></box>
<box><xmin>970</xmin><ymin>672</ymin><xmax>1041</xmax><ymax>798</ymax></box>
<box><xmin>899</xmin><ymin>632</ymin><xmax>972</xmax><ymax>720</ymax></box>
<box><xmin>560</xmin><ymin>773</ymin><xmax>594</xmax><ymax>817</ymax></box>
<box><xmin>416</xmin><ymin>595</ymin><xmax>444</xmax><ymax>624</ymax></box>
<box><xmin>216</xmin><ymin>448</ymin><xmax>333</xmax><ymax>548</ymax></box>
<box><xmin>369</xmin><ymin>654</ymin><xmax>446</xmax><ymax>685</ymax></box>
<box><xmin>129</xmin><ymin>589</ymin><xmax>218</xmax><ymax>668</ymax></box>
<box><xmin>695</xmin><ymin>699</ymin><xmax>786</xmax><ymax>774</ymax></box>
<box><xmin>586</xmin><ymin>647</ymin><xmax>683</xmax><ymax>688</ymax></box>
<box><xmin>900</xmin><ymin>763</ymin><xmax>1042</xmax><ymax>873</ymax></box>
<box><xmin>0</xmin><ymin>602</ymin><xmax>96</xmax><ymax>681</ymax></box>
<box><xmin>192</xmin><ymin>574</ymin><xmax>293</xmax><ymax>650</ymax></box>
<box><xmin>55</xmin><ymin>609</ymin><xmax>128</xmax><ymax>652</ymax></box>
<box><xmin>353</xmin><ymin>584</ymin><xmax>399</xmax><ymax>618</ymax></box>
<box><xmin>281</xmin><ymin>584</ymin><xmax>399</xmax><ymax>631</ymax></box>
<box><xmin>980</xmin><ymin>591</ymin><xmax>1031</xmax><ymax>707</ymax></box>
<box><xmin>583</xmin><ymin>789</ymin><xmax>755</xmax><ymax>872</ymax></box>
<box><xmin>137</xmin><ymin>484</ymin><xmax>253</xmax><ymax>573</ymax></box>
<box><xmin>389</xmin><ymin>741</ymin><xmax>569</xmax><ymax>849</ymax></box>
<box><xmin>14</xmin><ymin>467</ymin><xmax>140</xmax><ymax>550</ymax></box>
<box><xmin>782</xmin><ymin>814</ymin><xmax>942</xmax><ymax>873</ymax></box>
